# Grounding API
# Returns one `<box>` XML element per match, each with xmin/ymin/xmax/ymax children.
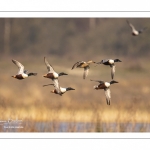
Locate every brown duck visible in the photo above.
<box><xmin>71</xmin><ymin>60</ymin><xmax>96</xmax><ymax>79</ymax></box>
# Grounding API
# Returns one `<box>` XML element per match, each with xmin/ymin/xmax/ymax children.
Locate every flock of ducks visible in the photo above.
<box><xmin>11</xmin><ymin>57</ymin><xmax>121</xmax><ymax>105</ymax></box>
<box><xmin>11</xmin><ymin>20</ymin><xmax>147</xmax><ymax>105</ymax></box>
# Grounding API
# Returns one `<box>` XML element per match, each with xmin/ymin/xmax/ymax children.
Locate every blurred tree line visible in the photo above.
<box><xmin>0</xmin><ymin>18</ymin><xmax>150</xmax><ymax>59</ymax></box>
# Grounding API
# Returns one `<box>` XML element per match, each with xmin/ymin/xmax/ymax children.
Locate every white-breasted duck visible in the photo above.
<box><xmin>126</xmin><ymin>20</ymin><xmax>147</xmax><ymax>36</ymax></box>
<box><xmin>91</xmin><ymin>79</ymin><xmax>118</xmax><ymax>105</ymax></box>
<box><xmin>43</xmin><ymin>57</ymin><xmax>68</xmax><ymax>95</ymax></box>
<box><xmin>97</xmin><ymin>59</ymin><xmax>121</xmax><ymax>79</ymax></box>
<box><xmin>71</xmin><ymin>60</ymin><xmax>96</xmax><ymax>79</ymax></box>
<box><xmin>12</xmin><ymin>59</ymin><xmax>37</xmax><ymax>80</ymax></box>
<box><xmin>43</xmin><ymin>84</ymin><xmax>75</xmax><ymax>96</ymax></box>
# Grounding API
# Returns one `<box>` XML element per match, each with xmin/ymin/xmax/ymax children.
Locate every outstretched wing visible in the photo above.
<box><xmin>71</xmin><ymin>61</ymin><xmax>84</xmax><ymax>69</ymax></box>
<box><xmin>43</xmin><ymin>83</ymin><xmax>54</xmax><ymax>87</ymax></box>
<box><xmin>44</xmin><ymin>57</ymin><xmax>55</xmax><ymax>73</ymax></box>
<box><xmin>90</xmin><ymin>79</ymin><xmax>104</xmax><ymax>84</ymax></box>
<box><xmin>83</xmin><ymin>66</ymin><xmax>90</xmax><ymax>79</ymax></box>
<box><xmin>111</xmin><ymin>65</ymin><xmax>116</xmax><ymax>80</ymax></box>
<box><xmin>104</xmin><ymin>88</ymin><xmax>111</xmax><ymax>105</ymax></box>
<box><xmin>12</xmin><ymin>59</ymin><xmax>24</xmax><ymax>74</ymax></box>
<box><xmin>126</xmin><ymin>20</ymin><xmax>136</xmax><ymax>31</ymax></box>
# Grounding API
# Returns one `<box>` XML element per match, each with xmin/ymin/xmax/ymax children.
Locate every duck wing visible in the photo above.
<box><xmin>110</xmin><ymin>65</ymin><xmax>115</xmax><ymax>79</ymax></box>
<box><xmin>83</xmin><ymin>66</ymin><xmax>90</xmax><ymax>79</ymax></box>
<box><xmin>43</xmin><ymin>83</ymin><xmax>54</xmax><ymax>87</ymax></box>
<box><xmin>90</xmin><ymin>79</ymin><xmax>104</xmax><ymax>84</ymax></box>
<box><xmin>44</xmin><ymin>57</ymin><xmax>55</xmax><ymax>73</ymax></box>
<box><xmin>52</xmin><ymin>79</ymin><xmax>62</xmax><ymax>95</ymax></box>
<box><xmin>104</xmin><ymin>87</ymin><xmax>111</xmax><ymax>105</ymax></box>
<box><xmin>12</xmin><ymin>59</ymin><xmax>24</xmax><ymax>74</ymax></box>
<box><xmin>71</xmin><ymin>61</ymin><xmax>84</xmax><ymax>69</ymax></box>
<box><xmin>126</xmin><ymin>20</ymin><xmax>136</xmax><ymax>31</ymax></box>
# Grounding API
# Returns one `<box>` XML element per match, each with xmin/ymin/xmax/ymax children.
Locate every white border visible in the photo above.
<box><xmin>0</xmin><ymin>0</ymin><xmax>150</xmax><ymax>11</ymax></box>
<box><xmin>0</xmin><ymin>12</ymin><xmax>150</xmax><ymax>18</ymax></box>
<box><xmin>0</xmin><ymin>1</ymin><xmax>150</xmax><ymax>149</ymax></box>
<box><xmin>0</xmin><ymin>133</ymin><xmax>149</xmax><ymax>138</ymax></box>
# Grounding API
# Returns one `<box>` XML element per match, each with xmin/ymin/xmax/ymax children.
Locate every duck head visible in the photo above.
<box><xmin>110</xmin><ymin>80</ymin><xmax>119</xmax><ymax>84</ymax></box>
<box><xmin>114</xmin><ymin>59</ymin><xmax>122</xmax><ymax>62</ymax></box>
<box><xmin>66</xmin><ymin>87</ymin><xmax>75</xmax><ymax>91</ymax></box>
<box><xmin>58</xmin><ymin>72</ymin><xmax>68</xmax><ymax>76</ymax></box>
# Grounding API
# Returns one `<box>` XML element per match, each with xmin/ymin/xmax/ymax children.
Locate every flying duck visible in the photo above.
<box><xmin>71</xmin><ymin>60</ymin><xmax>96</xmax><ymax>79</ymax></box>
<box><xmin>12</xmin><ymin>59</ymin><xmax>37</xmax><ymax>80</ymax></box>
<box><xmin>43</xmin><ymin>84</ymin><xmax>75</xmax><ymax>96</ymax></box>
<box><xmin>126</xmin><ymin>20</ymin><xmax>147</xmax><ymax>36</ymax></box>
<box><xmin>97</xmin><ymin>59</ymin><xmax>121</xmax><ymax>79</ymax></box>
<box><xmin>43</xmin><ymin>57</ymin><xmax>68</xmax><ymax>95</ymax></box>
<box><xmin>91</xmin><ymin>79</ymin><xmax>118</xmax><ymax>105</ymax></box>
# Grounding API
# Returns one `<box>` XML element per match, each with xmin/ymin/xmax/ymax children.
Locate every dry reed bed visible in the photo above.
<box><xmin>0</xmin><ymin>104</ymin><xmax>150</xmax><ymax>123</ymax></box>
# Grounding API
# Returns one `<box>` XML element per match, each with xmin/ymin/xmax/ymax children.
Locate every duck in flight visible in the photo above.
<box><xmin>97</xmin><ymin>59</ymin><xmax>121</xmax><ymax>79</ymax></box>
<box><xmin>71</xmin><ymin>60</ymin><xmax>96</xmax><ymax>79</ymax></box>
<box><xmin>126</xmin><ymin>20</ymin><xmax>147</xmax><ymax>36</ymax></box>
<box><xmin>43</xmin><ymin>83</ymin><xmax>75</xmax><ymax>96</ymax></box>
<box><xmin>43</xmin><ymin>57</ymin><xmax>68</xmax><ymax>95</ymax></box>
<box><xmin>12</xmin><ymin>59</ymin><xmax>37</xmax><ymax>80</ymax></box>
<box><xmin>91</xmin><ymin>79</ymin><xmax>118</xmax><ymax>105</ymax></box>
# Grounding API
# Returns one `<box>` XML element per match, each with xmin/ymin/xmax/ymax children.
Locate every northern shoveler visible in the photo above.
<box><xmin>43</xmin><ymin>84</ymin><xmax>75</xmax><ymax>96</ymax></box>
<box><xmin>91</xmin><ymin>79</ymin><xmax>118</xmax><ymax>105</ymax></box>
<box><xmin>97</xmin><ymin>59</ymin><xmax>121</xmax><ymax>79</ymax></box>
<box><xmin>126</xmin><ymin>20</ymin><xmax>147</xmax><ymax>36</ymax></box>
<box><xmin>12</xmin><ymin>59</ymin><xmax>37</xmax><ymax>80</ymax></box>
<box><xmin>43</xmin><ymin>57</ymin><xmax>68</xmax><ymax>95</ymax></box>
<box><xmin>71</xmin><ymin>60</ymin><xmax>96</xmax><ymax>79</ymax></box>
